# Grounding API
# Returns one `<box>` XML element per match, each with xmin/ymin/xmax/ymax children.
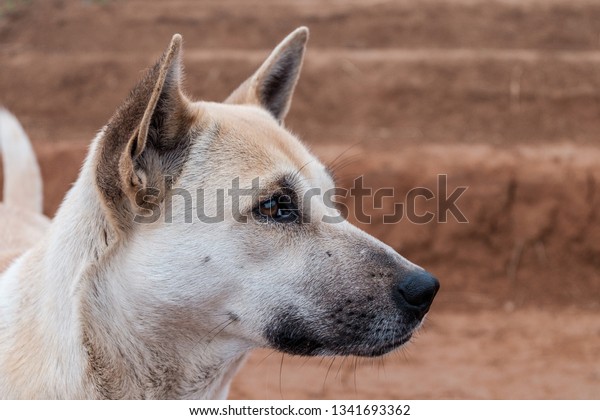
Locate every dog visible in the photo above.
<box><xmin>0</xmin><ymin>27</ymin><xmax>439</xmax><ymax>399</ymax></box>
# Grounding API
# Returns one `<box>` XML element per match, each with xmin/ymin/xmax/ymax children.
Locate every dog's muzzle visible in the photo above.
<box><xmin>264</xmin><ymin>267</ymin><xmax>440</xmax><ymax>358</ymax></box>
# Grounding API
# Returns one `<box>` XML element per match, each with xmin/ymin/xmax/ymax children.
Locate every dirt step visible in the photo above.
<box><xmin>3</xmin><ymin>49</ymin><xmax>600</xmax><ymax>146</ymax></box>
<box><xmin>2</xmin><ymin>0</ymin><xmax>600</xmax><ymax>52</ymax></box>
<box><xmin>2</xmin><ymin>142</ymin><xmax>598</xmax><ymax>309</ymax></box>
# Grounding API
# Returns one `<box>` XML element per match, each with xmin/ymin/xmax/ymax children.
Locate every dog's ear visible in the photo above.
<box><xmin>225</xmin><ymin>27</ymin><xmax>308</xmax><ymax>123</ymax></box>
<box><xmin>96</xmin><ymin>34</ymin><xmax>195</xmax><ymax>233</ymax></box>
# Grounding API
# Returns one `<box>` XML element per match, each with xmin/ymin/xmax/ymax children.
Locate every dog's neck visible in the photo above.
<box><xmin>79</xmin><ymin>242</ymin><xmax>249</xmax><ymax>399</ymax></box>
<box><xmin>0</xmin><ymin>143</ymin><xmax>109</xmax><ymax>398</ymax></box>
<box><xmin>20</xmin><ymin>138</ymin><xmax>247</xmax><ymax>399</ymax></box>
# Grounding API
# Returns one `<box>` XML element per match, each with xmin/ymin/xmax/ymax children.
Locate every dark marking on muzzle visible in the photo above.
<box><xmin>265</xmin><ymin>308</ymin><xmax>323</xmax><ymax>355</ymax></box>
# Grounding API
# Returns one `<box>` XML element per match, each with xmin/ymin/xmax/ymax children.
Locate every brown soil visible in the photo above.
<box><xmin>0</xmin><ymin>0</ymin><xmax>599</xmax><ymax>399</ymax></box>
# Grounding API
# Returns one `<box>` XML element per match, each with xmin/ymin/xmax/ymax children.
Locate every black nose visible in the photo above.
<box><xmin>394</xmin><ymin>271</ymin><xmax>440</xmax><ymax>316</ymax></box>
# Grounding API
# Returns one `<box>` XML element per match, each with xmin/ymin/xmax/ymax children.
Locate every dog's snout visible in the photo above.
<box><xmin>394</xmin><ymin>271</ymin><xmax>440</xmax><ymax>316</ymax></box>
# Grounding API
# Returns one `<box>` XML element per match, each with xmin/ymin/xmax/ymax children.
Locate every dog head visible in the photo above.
<box><xmin>93</xmin><ymin>28</ymin><xmax>439</xmax><ymax>359</ymax></box>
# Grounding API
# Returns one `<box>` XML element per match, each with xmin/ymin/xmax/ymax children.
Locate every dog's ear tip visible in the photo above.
<box><xmin>291</xmin><ymin>26</ymin><xmax>309</xmax><ymax>43</ymax></box>
<box><xmin>295</xmin><ymin>26</ymin><xmax>309</xmax><ymax>36</ymax></box>
<box><xmin>170</xmin><ymin>33</ymin><xmax>183</xmax><ymax>50</ymax></box>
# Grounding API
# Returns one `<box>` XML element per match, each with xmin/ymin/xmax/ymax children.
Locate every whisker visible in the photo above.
<box><xmin>292</xmin><ymin>159</ymin><xmax>316</xmax><ymax>179</ymax></box>
<box><xmin>322</xmin><ymin>357</ymin><xmax>336</xmax><ymax>394</ymax></box>
<box><xmin>206</xmin><ymin>319</ymin><xmax>235</xmax><ymax>343</ymax></box>
<box><xmin>335</xmin><ymin>355</ymin><xmax>347</xmax><ymax>379</ymax></box>
<box><xmin>302</xmin><ymin>356</ymin><xmax>318</xmax><ymax>368</ymax></box>
<box><xmin>256</xmin><ymin>349</ymin><xmax>278</xmax><ymax>366</ymax></box>
<box><xmin>352</xmin><ymin>356</ymin><xmax>358</xmax><ymax>395</ymax></box>
<box><xmin>192</xmin><ymin>317</ymin><xmax>234</xmax><ymax>348</ymax></box>
<box><xmin>329</xmin><ymin>154</ymin><xmax>362</xmax><ymax>173</ymax></box>
<box><xmin>278</xmin><ymin>353</ymin><xmax>285</xmax><ymax>400</ymax></box>
<box><xmin>329</xmin><ymin>156</ymin><xmax>363</xmax><ymax>184</ymax></box>
<box><xmin>327</xmin><ymin>140</ymin><xmax>364</xmax><ymax>171</ymax></box>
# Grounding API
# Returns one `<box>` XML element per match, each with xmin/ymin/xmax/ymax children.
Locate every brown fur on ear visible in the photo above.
<box><xmin>226</xmin><ymin>27</ymin><xmax>308</xmax><ymax>123</ymax></box>
<box><xmin>131</xmin><ymin>34</ymin><xmax>183</xmax><ymax>160</ymax></box>
<box><xmin>96</xmin><ymin>34</ymin><xmax>196</xmax><ymax>233</ymax></box>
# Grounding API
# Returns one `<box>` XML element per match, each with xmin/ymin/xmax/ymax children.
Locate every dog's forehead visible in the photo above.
<box><xmin>191</xmin><ymin>102</ymin><xmax>332</xmax><ymax>188</ymax></box>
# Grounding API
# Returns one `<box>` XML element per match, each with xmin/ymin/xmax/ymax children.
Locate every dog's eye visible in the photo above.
<box><xmin>258</xmin><ymin>195</ymin><xmax>298</xmax><ymax>223</ymax></box>
<box><xmin>259</xmin><ymin>197</ymin><xmax>279</xmax><ymax>218</ymax></box>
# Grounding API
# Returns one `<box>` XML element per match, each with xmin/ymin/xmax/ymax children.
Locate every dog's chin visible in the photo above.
<box><xmin>316</xmin><ymin>330</ymin><xmax>415</xmax><ymax>358</ymax></box>
<box><xmin>266</xmin><ymin>330</ymin><xmax>415</xmax><ymax>358</ymax></box>
<box><xmin>358</xmin><ymin>332</ymin><xmax>413</xmax><ymax>357</ymax></box>
<box><xmin>265</xmin><ymin>318</ymin><xmax>419</xmax><ymax>358</ymax></box>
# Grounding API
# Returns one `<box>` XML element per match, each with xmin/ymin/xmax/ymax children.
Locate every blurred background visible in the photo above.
<box><xmin>1</xmin><ymin>0</ymin><xmax>599</xmax><ymax>399</ymax></box>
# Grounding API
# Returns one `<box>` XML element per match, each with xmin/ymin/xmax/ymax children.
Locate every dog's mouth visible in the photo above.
<box><xmin>265</xmin><ymin>309</ymin><xmax>421</xmax><ymax>358</ymax></box>
<box><xmin>266</xmin><ymin>327</ymin><xmax>416</xmax><ymax>358</ymax></box>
